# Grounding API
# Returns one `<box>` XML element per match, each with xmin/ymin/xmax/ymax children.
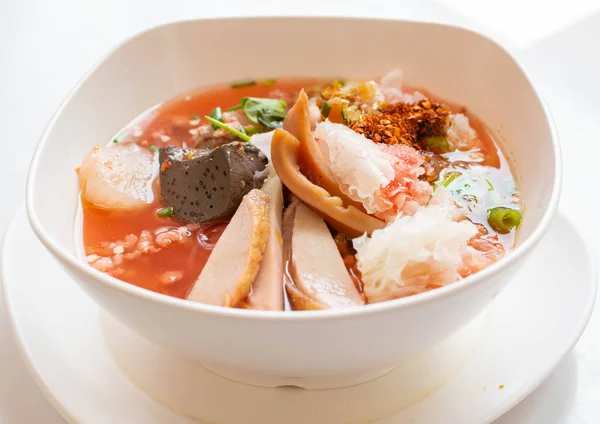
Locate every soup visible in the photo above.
<box><xmin>77</xmin><ymin>70</ymin><xmax>520</xmax><ymax>310</ymax></box>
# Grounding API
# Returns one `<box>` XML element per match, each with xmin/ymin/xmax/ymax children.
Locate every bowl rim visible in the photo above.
<box><xmin>25</xmin><ymin>16</ymin><xmax>562</xmax><ymax>322</ymax></box>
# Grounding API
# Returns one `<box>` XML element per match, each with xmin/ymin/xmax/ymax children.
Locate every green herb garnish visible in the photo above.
<box><xmin>228</xmin><ymin>97</ymin><xmax>287</xmax><ymax>130</ymax></box>
<box><xmin>434</xmin><ymin>172</ymin><xmax>461</xmax><ymax>191</ymax></box>
<box><xmin>209</xmin><ymin>107</ymin><xmax>223</xmax><ymax>130</ymax></box>
<box><xmin>157</xmin><ymin>207</ymin><xmax>174</xmax><ymax>218</ymax></box>
<box><xmin>485</xmin><ymin>178</ymin><xmax>494</xmax><ymax>191</ymax></box>
<box><xmin>204</xmin><ymin>116</ymin><xmax>250</xmax><ymax>142</ymax></box>
<box><xmin>262</xmin><ymin>78</ymin><xmax>277</xmax><ymax>86</ymax></box>
<box><xmin>256</xmin><ymin>109</ymin><xmax>284</xmax><ymax>130</ymax></box>
<box><xmin>244</xmin><ymin>125</ymin><xmax>260</xmax><ymax>135</ymax></box>
<box><xmin>231</xmin><ymin>80</ymin><xmax>257</xmax><ymax>88</ymax></box>
<box><xmin>336</xmin><ymin>79</ymin><xmax>346</xmax><ymax>87</ymax></box>
<box><xmin>113</xmin><ymin>139</ymin><xmax>119</xmax><ymax>143</ymax></box>
<box><xmin>341</xmin><ymin>106</ymin><xmax>349</xmax><ymax>125</ymax></box>
<box><xmin>441</xmin><ymin>172</ymin><xmax>460</xmax><ymax>187</ymax></box>
<box><xmin>321</xmin><ymin>101</ymin><xmax>331</xmax><ymax>118</ymax></box>
<box><xmin>424</xmin><ymin>136</ymin><xmax>450</xmax><ymax>153</ymax></box>
<box><xmin>191</xmin><ymin>113</ymin><xmax>200</xmax><ymax>121</ymax></box>
<box><xmin>149</xmin><ymin>145</ymin><xmax>159</xmax><ymax>152</ymax></box>
<box><xmin>487</xmin><ymin>207</ymin><xmax>522</xmax><ymax>234</ymax></box>
<box><xmin>244</xmin><ymin>98</ymin><xmax>286</xmax><ymax>125</ymax></box>
<box><xmin>227</xmin><ymin>104</ymin><xmax>243</xmax><ymax>111</ymax></box>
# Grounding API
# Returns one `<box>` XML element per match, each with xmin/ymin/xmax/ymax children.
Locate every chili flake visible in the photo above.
<box><xmin>349</xmin><ymin>100</ymin><xmax>450</xmax><ymax>148</ymax></box>
<box><xmin>160</xmin><ymin>160</ymin><xmax>172</xmax><ymax>172</ymax></box>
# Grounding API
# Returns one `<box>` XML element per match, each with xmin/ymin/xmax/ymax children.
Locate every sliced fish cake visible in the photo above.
<box><xmin>288</xmin><ymin>202</ymin><xmax>364</xmax><ymax>309</ymax></box>
<box><xmin>187</xmin><ymin>189</ymin><xmax>270</xmax><ymax>307</ymax></box>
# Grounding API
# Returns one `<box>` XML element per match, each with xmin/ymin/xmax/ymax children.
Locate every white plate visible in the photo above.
<box><xmin>1</xmin><ymin>209</ymin><xmax>596</xmax><ymax>424</ymax></box>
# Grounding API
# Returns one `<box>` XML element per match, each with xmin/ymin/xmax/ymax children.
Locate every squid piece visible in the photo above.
<box><xmin>284</xmin><ymin>90</ymin><xmax>366</xmax><ymax>212</ymax></box>
<box><xmin>270</xmin><ymin>129</ymin><xmax>386</xmax><ymax>238</ymax></box>
<box><xmin>187</xmin><ymin>189</ymin><xmax>270</xmax><ymax>307</ymax></box>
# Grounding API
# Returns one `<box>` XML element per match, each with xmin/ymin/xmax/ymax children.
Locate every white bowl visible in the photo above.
<box><xmin>26</xmin><ymin>17</ymin><xmax>560</xmax><ymax>388</ymax></box>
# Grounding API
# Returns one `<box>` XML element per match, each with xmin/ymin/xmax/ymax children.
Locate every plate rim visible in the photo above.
<box><xmin>482</xmin><ymin>213</ymin><xmax>598</xmax><ymax>423</ymax></box>
<box><xmin>1</xmin><ymin>207</ymin><xmax>79</xmax><ymax>423</ymax></box>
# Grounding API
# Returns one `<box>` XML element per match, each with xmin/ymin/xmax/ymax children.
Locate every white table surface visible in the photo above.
<box><xmin>0</xmin><ymin>1</ymin><xmax>598</xmax><ymax>422</ymax></box>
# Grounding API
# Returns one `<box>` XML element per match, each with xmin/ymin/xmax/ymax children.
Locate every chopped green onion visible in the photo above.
<box><xmin>157</xmin><ymin>207</ymin><xmax>174</xmax><ymax>218</ymax></box>
<box><xmin>209</xmin><ymin>107</ymin><xmax>223</xmax><ymax>130</ymax></box>
<box><xmin>262</xmin><ymin>78</ymin><xmax>277</xmax><ymax>86</ymax></box>
<box><xmin>244</xmin><ymin>125</ymin><xmax>260</xmax><ymax>135</ymax></box>
<box><xmin>191</xmin><ymin>113</ymin><xmax>200</xmax><ymax>121</ymax></box>
<box><xmin>204</xmin><ymin>116</ymin><xmax>250</xmax><ymax>142</ymax></box>
<box><xmin>231</xmin><ymin>80</ymin><xmax>256</xmax><ymax>88</ymax></box>
<box><xmin>443</xmin><ymin>173</ymin><xmax>460</xmax><ymax>187</ymax></box>
<box><xmin>149</xmin><ymin>145</ymin><xmax>159</xmax><ymax>152</ymax></box>
<box><xmin>321</xmin><ymin>101</ymin><xmax>331</xmax><ymax>118</ymax></box>
<box><xmin>113</xmin><ymin>139</ymin><xmax>119</xmax><ymax>143</ymax></box>
<box><xmin>341</xmin><ymin>106</ymin><xmax>349</xmax><ymax>125</ymax></box>
<box><xmin>485</xmin><ymin>178</ymin><xmax>495</xmax><ymax>191</ymax></box>
<box><xmin>435</xmin><ymin>172</ymin><xmax>461</xmax><ymax>190</ymax></box>
<box><xmin>424</xmin><ymin>136</ymin><xmax>450</xmax><ymax>153</ymax></box>
<box><xmin>336</xmin><ymin>79</ymin><xmax>346</xmax><ymax>87</ymax></box>
<box><xmin>487</xmin><ymin>207</ymin><xmax>522</xmax><ymax>234</ymax></box>
<box><xmin>238</xmin><ymin>124</ymin><xmax>247</xmax><ymax>135</ymax></box>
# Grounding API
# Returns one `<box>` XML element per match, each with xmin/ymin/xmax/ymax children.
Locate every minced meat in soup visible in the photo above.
<box><xmin>76</xmin><ymin>71</ymin><xmax>520</xmax><ymax>310</ymax></box>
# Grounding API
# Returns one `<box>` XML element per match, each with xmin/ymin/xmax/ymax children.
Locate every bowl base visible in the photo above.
<box><xmin>99</xmin><ymin>309</ymin><xmax>487</xmax><ymax>422</ymax></box>
<box><xmin>203</xmin><ymin>364</ymin><xmax>398</xmax><ymax>389</ymax></box>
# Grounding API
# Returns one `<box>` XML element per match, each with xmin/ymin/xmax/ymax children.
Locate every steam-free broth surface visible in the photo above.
<box><xmin>81</xmin><ymin>80</ymin><xmax>314</xmax><ymax>298</ymax></box>
<box><xmin>78</xmin><ymin>73</ymin><xmax>520</xmax><ymax>308</ymax></box>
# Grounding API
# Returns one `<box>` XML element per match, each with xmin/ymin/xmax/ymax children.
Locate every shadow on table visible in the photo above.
<box><xmin>493</xmin><ymin>353</ymin><xmax>578</xmax><ymax>424</ymax></box>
